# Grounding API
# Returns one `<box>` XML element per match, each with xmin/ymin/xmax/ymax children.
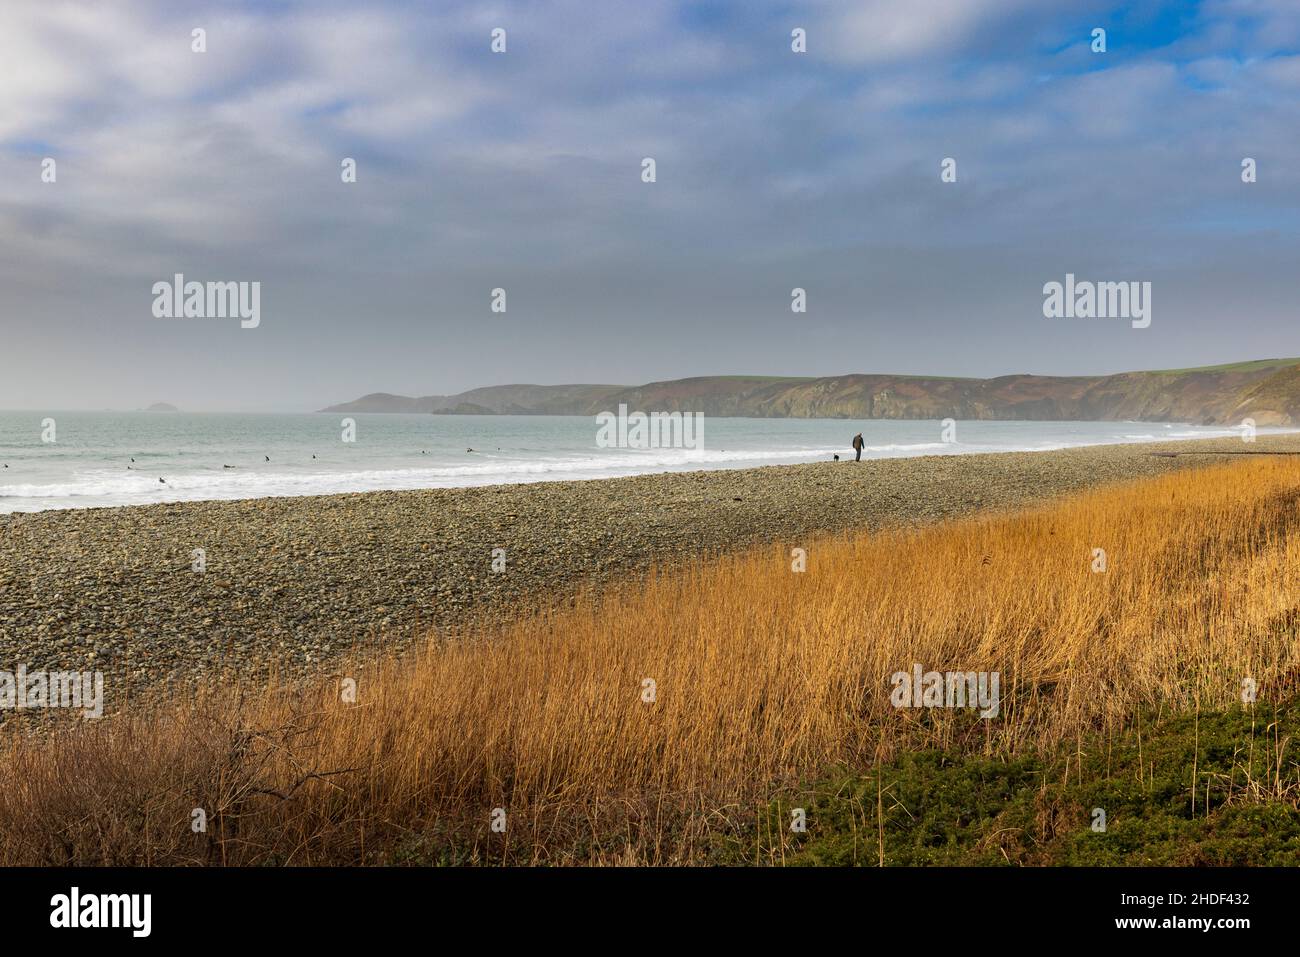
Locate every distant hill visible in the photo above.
<box><xmin>321</xmin><ymin>359</ymin><xmax>1300</xmax><ymax>425</ymax></box>
<box><xmin>143</xmin><ymin>402</ymin><xmax>180</xmax><ymax>412</ymax></box>
<box><xmin>325</xmin><ymin>385</ymin><xmax>626</xmax><ymax>416</ymax></box>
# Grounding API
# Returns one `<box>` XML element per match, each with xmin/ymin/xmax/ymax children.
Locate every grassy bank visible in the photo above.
<box><xmin>2</xmin><ymin>455</ymin><xmax>1299</xmax><ymax>865</ymax></box>
<box><xmin>739</xmin><ymin>701</ymin><xmax>1300</xmax><ymax>865</ymax></box>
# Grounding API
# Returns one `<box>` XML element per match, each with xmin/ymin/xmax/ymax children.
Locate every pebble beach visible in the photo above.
<box><xmin>2</xmin><ymin>433</ymin><xmax>1297</xmax><ymax>705</ymax></box>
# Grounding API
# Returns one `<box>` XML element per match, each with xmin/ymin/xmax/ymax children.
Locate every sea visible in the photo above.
<box><xmin>0</xmin><ymin>411</ymin><xmax>1283</xmax><ymax>513</ymax></box>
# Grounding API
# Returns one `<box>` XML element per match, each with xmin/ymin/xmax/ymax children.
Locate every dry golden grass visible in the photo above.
<box><xmin>2</xmin><ymin>456</ymin><xmax>1299</xmax><ymax>865</ymax></box>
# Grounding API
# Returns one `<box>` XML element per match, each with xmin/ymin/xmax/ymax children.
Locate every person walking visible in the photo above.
<box><xmin>852</xmin><ymin>432</ymin><xmax>864</xmax><ymax>462</ymax></box>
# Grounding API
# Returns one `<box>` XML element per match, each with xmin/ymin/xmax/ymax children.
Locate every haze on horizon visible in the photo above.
<box><xmin>1</xmin><ymin>0</ymin><xmax>1299</xmax><ymax>413</ymax></box>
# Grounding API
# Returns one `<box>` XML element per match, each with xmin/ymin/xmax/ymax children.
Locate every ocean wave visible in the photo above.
<box><xmin>4</xmin><ymin>425</ymin><xmax>1299</xmax><ymax>512</ymax></box>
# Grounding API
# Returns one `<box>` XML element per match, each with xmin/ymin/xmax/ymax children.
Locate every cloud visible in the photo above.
<box><xmin>815</xmin><ymin>0</ymin><xmax>1048</xmax><ymax>64</ymax></box>
<box><xmin>0</xmin><ymin>0</ymin><xmax>1297</xmax><ymax>411</ymax></box>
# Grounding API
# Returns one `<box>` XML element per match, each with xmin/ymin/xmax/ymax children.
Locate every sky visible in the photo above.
<box><xmin>1</xmin><ymin>0</ymin><xmax>1298</xmax><ymax>412</ymax></box>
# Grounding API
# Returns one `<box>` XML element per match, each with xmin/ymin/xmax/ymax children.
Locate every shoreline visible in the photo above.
<box><xmin>1</xmin><ymin>418</ymin><xmax>1286</xmax><ymax>515</ymax></box>
<box><xmin>2</xmin><ymin>433</ymin><xmax>1298</xmax><ymax>707</ymax></box>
